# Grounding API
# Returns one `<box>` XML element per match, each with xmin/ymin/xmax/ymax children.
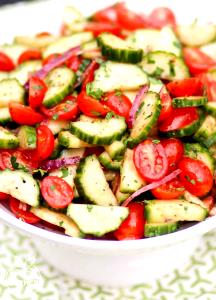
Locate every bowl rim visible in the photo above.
<box><xmin>1</xmin><ymin>205</ymin><xmax>216</xmax><ymax>251</ymax></box>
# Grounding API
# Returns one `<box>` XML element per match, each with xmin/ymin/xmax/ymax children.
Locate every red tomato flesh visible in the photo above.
<box><xmin>0</xmin><ymin>192</ymin><xmax>9</xmax><ymax>200</ymax></box>
<box><xmin>148</xmin><ymin>7</ymin><xmax>176</xmax><ymax>29</ymax></box>
<box><xmin>92</xmin><ymin>4</ymin><xmax>118</xmax><ymax>23</ymax></box>
<box><xmin>161</xmin><ymin>138</ymin><xmax>184</xmax><ymax>173</ymax></box>
<box><xmin>0</xmin><ymin>52</ymin><xmax>15</xmax><ymax>71</ymax></box>
<box><xmin>29</xmin><ymin>76</ymin><xmax>48</xmax><ymax>109</ymax></box>
<box><xmin>166</xmin><ymin>78</ymin><xmax>203</xmax><ymax>97</ymax></box>
<box><xmin>0</xmin><ymin>150</ymin><xmax>39</xmax><ymax>171</ymax></box>
<box><xmin>158</xmin><ymin>87</ymin><xmax>173</xmax><ymax>122</ymax></box>
<box><xmin>9</xmin><ymin>103</ymin><xmax>44</xmax><ymax>125</ymax></box>
<box><xmin>84</xmin><ymin>22</ymin><xmax>120</xmax><ymax>37</ymax></box>
<box><xmin>41</xmin><ymin>176</ymin><xmax>74</xmax><ymax>209</ymax></box>
<box><xmin>203</xmin><ymin>196</ymin><xmax>214</xmax><ymax>211</ymax></box>
<box><xmin>18</xmin><ymin>50</ymin><xmax>42</xmax><ymax>65</ymax></box>
<box><xmin>33</xmin><ymin>125</ymin><xmax>54</xmax><ymax>161</ymax></box>
<box><xmin>151</xmin><ymin>179</ymin><xmax>185</xmax><ymax>199</ymax></box>
<box><xmin>134</xmin><ymin>139</ymin><xmax>168</xmax><ymax>182</ymax></box>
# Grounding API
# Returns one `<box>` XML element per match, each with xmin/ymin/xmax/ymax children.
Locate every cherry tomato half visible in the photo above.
<box><xmin>33</xmin><ymin>125</ymin><xmax>54</xmax><ymax>161</ymax></box>
<box><xmin>29</xmin><ymin>76</ymin><xmax>48</xmax><ymax>109</ymax></box>
<box><xmin>18</xmin><ymin>50</ymin><xmax>42</xmax><ymax>65</ymax></box>
<box><xmin>42</xmin><ymin>53</ymin><xmax>61</xmax><ymax>66</ymax></box>
<box><xmin>151</xmin><ymin>179</ymin><xmax>185</xmax><ymax>199</ymax></box>
<box><xmin>0</xmin><ymin>52</ymin><xmax>15</xmax><ymax>71</ymax></box>
<box><xmin>166</xmin><ymin>78</ymin><xmax>203</xmax><ymax>97</ymax></box>
<box><xmin>0</xmin><ymin>192</ymin><xmax>9</xmax><ymax>201</ymax></box>
<box><xmin>159</xmin><ymin>107</ymin><xmax>199</xmax><ymax>133</ymax></box>
<box><xmin>35</xmin><ymin>32</ymin><xmax>51</xmax><ymax>38</ymax></box>
<box><xmin>183</xmin><ymin>48</ymin><xmax>216</xmax><ymax>76</ymax></box>
<box><xmin>84</xmin><ymin>22</ymin><xmax>120</xmax><ymax>37</ymax></box>
<box><xmin>148</xmin><ymin>7</ymin><xmax>176</xmax><ymax>29</ymax></box>
<box><xmin>41</xmin><ymin>176</ymin><xmax>74</xmax><ymax>209</ymax></box>
<box><xmin>158</xmin><ymin>87</ymin><xmax>173</xmax><ymax>122</ymax></box>
<box><xmin>101</xmin><ymin>91</ymin><xmax>132</xmax><ymax>120</ymax></box>
<box><xmin>9</xmin><ymin>197</ymin><xmax>40</xmax><ymax>224</ymax></box>
<box><xmin>77</xmin><ymin>91</ymin><xmax>109</xmax><ymax>118</ymax></box>
<box><xmin>134</xmin><ymin>139</ymin><xmax>168</xmax><ymax>182</ymax></box>
<box><xmin>114</xmin><ymin>203</ymin><xmax>145</xmax><ymax>240</ymax></box>
<box><xmin>41</xmin><ymin>95</ymin><xmax>78</xmax><ymax>121</ymax></box>
<box><xmin>0</xmin><ymin>150</ymin><xmax>39</xmax><ymax>171</ymax></box>
<box><xmin>203</xmin><ymin>196</ymin><xmax>215</xmax><ymax>211</ymax></box>
<box><xmin>92</xmin><ymin>4</ymin><xmax>118</xmax><ymax>23</ymax></box>
<box><xmin>179</xmin><ymin>157</ymin><xmax>213</xmax><ymax>197</ymax></box>
<box><xmin>161</xmin><ymin>138</ymin><xmax>184</xmax><ymax>173</ymax></box>
<box><xmin>66</xmin><ymin>56</ymin><xmax>82</xmax><ymax>72</ymax></box>
<box><xmin>9</xmin><ymin>103</ymin><xmax>44</xmax><ymax>125</ymax></box>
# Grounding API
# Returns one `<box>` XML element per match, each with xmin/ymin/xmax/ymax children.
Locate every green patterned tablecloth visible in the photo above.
<box><xmin>0</xmin><ymin>223</ymin><xmax>216</xmax><ymax>300</ymax></box>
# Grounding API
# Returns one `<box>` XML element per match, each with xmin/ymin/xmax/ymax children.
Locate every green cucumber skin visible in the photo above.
<box><xmin>172</xmin><ymin>96</ymin><xmax>207</xmax><ymax>108</ymax></box>
<box><xmin>194</xmin><ymin>132</ymin><xmax>216</xmax><ymax>148</ymax></box>
<box><xmin>145</xmin><ymin>223</ymin><xmax>178</xmax><ymax>237</ymax></box>
<box><xmin>98</xmin><ymin>152</ymin><xmax>121</xmax><ymax>171</ymax></box>
<box><xmin>18</xmin><ymin>126</ymin><xmax>37</xmax><ymax>150</ymax></box>
<box><xmin>97</xmin><ymin>36</ymin><xmax>143</xmax><ymax>64</ymax></box>
<box><xmin>205</xmin><ymin>103</ymin><xmax>216</xmax><ymax>117</ymax></box>
<box><xmin>0</xmin><ymin>138</ymin><xmax>19</xmax><ymax>149</ymax></box>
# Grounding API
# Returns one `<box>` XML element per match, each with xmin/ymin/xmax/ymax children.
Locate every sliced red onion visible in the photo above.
<box><xmin>40</xmin><ymin>156</ymin><xmax>81</xmax><ymax>171</ymax></box>
<box><xmin>128</xmin><ymin>85</ymin><xmax>149</xmax><ymax>129</ymax></box>
<box><xmin>122</xmin><ymin>169</ymin><xmax>182</xmax><ymax>207</ymax></box>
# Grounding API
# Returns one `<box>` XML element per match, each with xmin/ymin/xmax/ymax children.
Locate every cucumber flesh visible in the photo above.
<box><xmin>0</xmin><ymin>127</ymin><xmax>19</xmax><ymax>149</ymax></box>
<box><xmin>67</xmin><ymin>204</ymin><xmax>129</xmax><ymax>237</ymax></box>
<box><xmin>14</xmin><ymin>35</ymin><xmax>57</xmax><ymax>49</ymax></box>
<box><xmin>0</xmin><ymin>107</ymin><xmax>12</xmax><ymax>124</ymax></box>
<box><xmin>145</xmin><ymin>222</ymin><xmax>178</xmax><ymax>237</ymax></box>
<box><xmin>172</xmin><ymin>96</ymin><xmax>207</xmax><ymax>108</ymax></box>
<box><xmin>194</xmin><ymin>115</ymin><xmax>216</xmax><ymax>147</ymax></box>
<box><xmin>98</xmin><ymin>151</ymin><xmax>122</xmax><ymax>171</ymax></box>
<box><xmin>0</xmin><ymin>78</ymin><xmax>25</xmax><ymax>108</ymax></box>
<box><xmin>18</xmin><ymin>125</ymin><xmax>37</xmax><ymax>150</ymax></box>
<box><xmin>10</xmin><ymin>60</ymin><xmax>42</xmax><ymax>85</ymax></box>
<box><xmin>58</xmin><ymin>131</ymin><xmax>93</xmax><ymax>148</ymax></box>
<box><xmin>45</xmin><ymin>119</ymin><xmax>69</xmax><ymax>135</ymax></box>
<box><xmin>205</xmin><ymin>102</ymin><xmax>216</xmax><ymax>117</ymax></box>
<box><xmin>0</xmin><ymin>44</ymin><xmax>27</xmax><ymax>64</ymax></box>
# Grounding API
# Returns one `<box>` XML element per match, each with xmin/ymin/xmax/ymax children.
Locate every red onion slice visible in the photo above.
<box><xmin>122</xmin><ymin>169</ymin><xmax>181</xmax><ymax>207</ymax></box>
<box><xmin>127</xmin><ymin>85</ymin><xmax>149</xmax><ymax>129</ymax></box>
<box><xmin>40</xmin><ymin>156</ymin><xmax>81</xmax><ymax>171</ymax></box>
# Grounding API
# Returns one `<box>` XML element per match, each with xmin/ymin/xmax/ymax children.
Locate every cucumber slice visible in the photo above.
<box><xmin>18</xmin><ymin>126</ymin><xmax>37</xmax><ymax>150</ymax></box>
<box><xmin>0</xmin><ymin>127</ymin><xmax>19</xmax><ymax>149</ymax></box>
<box><xmin>97</xmin><ymin>33</ymin><xmax>143</xmax><ymax>63</ymax></box>
<box><xmin>70</xmin><ymin>116</ymin><xmax>127</xmax><ymax>145</ymax></box>
<box><xmin>0</xmin><ymin>44</ymin><xmax>27</xmax><ymax>64</ymax></box>
<box><xmin>63</xmin><ymin>5</ymin><xmax>84</xmax><ymax>27</ymax></box>
<box><xmin>0</xmin><ymin>79</ymin><xmax>25</xmax><ymax>108</ymax></box>
<box><xmin>120</xmin><ymin>149</ymin><xmax>145</xmax><ymax>193</ymax></box>
<box><xmin>98</xmin><ymin>152</ymin><xmax>122</xmax><ymax>171</ymax></box>
<box><xmin>127</xmin><ymin>92</ymin><xmax>161</xmax><ymax>148</ymax></box>
<box><xmin>87</xmin><ymin>61</ymin><xmax>148</xmax><ymax>97</ymax></box>
<box><xmin>145</xmin><ymin>222</ymin><xmax>178</xmax><ymax>237</ymax></box>
<box><xmin>141</xmin><ymin>51</ymin><xmax>189</xmax><ymax>80</ymax></box>
<box><xmin>156</xmin><ymin>27</ymin><xmax>182</xmax><ymax>57</ymax></box>
<box><xmin>0</xmin><ymin>169</ymin><xmax>39</xmax><ymax>206</ymax></box>
<box><xmin>58</xmin><ymin>131</ymin><xmax>93</xmax><ymax>148</ymax></box>
<box><xmin>177</xmin><ymin>24</ymin><xmax>216</xmax><ymax>47</ymax></box>
<box><xmin>205</xmin><ymin>102</ymin><xmax>216</xmax><ymax>117</ymax></box>
<box><xmin>75</xmin><ymin>155</ymin><xmax>117</xmax><ymax>206</ymax></box>
<box><xmin>172</xmin><ymin>96</ymin><xmax>207</xmax><ymax>108</ymax></box>
<box><xmin>209</xmin><ymin>144</ymin><xmax>216</xmax><ymax>160</ymax></box>
<box><xmin>45</xmin><ymin>119</ymin><xmax>69</xmax><ymax>135</ymax></box>
<box><xmin>43</xmin><ymin>32</ymin><xmax>93</xmax><ymax>58</ymax></box>
<box><xmin>0</xmin><ymin>107</ymin><xmax>11</xmax><ymax>124</ymax></box>
<box><xmin>14</xmin><ymin>35</ymin><xmax>57</xmax><ymax>49</ymax></box>
<box><xmin>10</xmin><ymin>60</ymin><xmax>42</xmax><ymax>85</ymax></box>
<box><xmin>149</xmin><ymin>77</ymin><xmax>164</xmax><ymax>93</ymax></box>
<box><xmin>104</xmin><ymin>136</ymin><xmax>126</xmax><ymax>160</ymax></box>
<box><xmin>145</xmin><ymin>200</ymin><xmax>208</xmax><ymax>223</ymax></box>
<box><xmin>184</xmin><ymin>143</ymin><xmax>215</xmax><ymax>174</ymax></box>
<box><xmin>115</xmin><ymin>185</ymin><xmax>130</xmax><ymax>204</ymax></box>
<box><xmin>31</xmin><ymin>207</ymin><xmax>81</xmax><ymax>237</ymax></box>
<box><xmin>50</xmin><ymin>138</ymin><xmax>62</xmax><ymax>159</ymax></box>
<box><xmin>43</xmin><ymin>67</ymin><xmax>76</xmax><ymax>108</ymax></box>
<box><xmin>194</xmin><ymin>115</ymin><xmax>216</xmax><ymax>147</ymax></box>
<box><xmin>0</xmin><ymin>72</ymin><xmax>8</xmax><ymax>82</ymax></box>
<box><xmin>201</xmin><ymin>42</ymin><xmax>216</xmax><ymax>61</ymax></box>
<box><xmin>67</xmin><ymin>204</ymin><xmax>128</xmax><ymax>237</ymax></box>
<box><xmin>81</xmin><ymin>40</ymin><xmax>100</xmax><ymax>59</ymax></box>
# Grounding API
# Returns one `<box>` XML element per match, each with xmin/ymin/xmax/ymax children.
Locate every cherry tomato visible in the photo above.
<box><xmin>82</xmin><ymin>61</ymin><xmax>99</xmax><ymax>91</ymax></box>
<box><xmin>18</xmin><ymin>50</ymin><xmax>42</xmax><ymax>65</ymax></box>
<box><xmin>183</xmin><ymin>48</ymin><xmax>216</xmax><ymax>76</ymax></box>
<box><xmin>148</xmin><ymin>7</ymin><xmax>176</xmax><ymax>29</ymax></box>
<box><xmin>161</xmin><ymin>138</ymin><xmax>184</xmax><ymax>173</ymax></box>
<box><xmin>0</xmin><ymin>150</ymin><xmax>38</xmax><ymax>171</ymax></box>
<box><xmin>77</xmin><ymin>91</ymin><xmax>109</xmax><ymax>118</ymax></box>
<box><xmin>9</xmin><ymin>197</ymin><xmax>40</xmax><ymax>224</ymax></box>
<box><xmin>92</xmin><ymin>4</ymin><xmax>118</xmax><ymax>23</ymax></box>
<box><xmin>84</xmin><ymin>22</ymin><xmax>120</xmax><ymax>37</ymax></box>
<box><xmin>101</xmin><ymin>91</ymin><xmax>132</xmax><ymax>120</ymax></box>
<box><xmin>114</xmin><ymin>203</ymin><xmax>145</xmax><ymax>240</ymax></box>
<box><xmin>0</xmin><ymin>52</ymin><xmax>15</xmax><ymax>71</ymax></box>
<box><xmin>203</xmin><ymin>196</ymin><xmax>214</xmax><ymax>211</ymax></box>
<box><xmin>41</xmin><ymin>95</ymin><xmax>78</xmax><ymax>121</ymax></box>
<box><xmin>179</xmin><ymin>157</ymin><xmax>213</xmax><ymax>197</ymax></box>
<box><xmin>134</xmin><ymin>139</ymin><xmax>168</xmax><ymax>182</ymax></box>
<box><xmin>166</xmin><ymin>78</ymin><xmax>203</xmax><ymax>97</ymax></box>
<box><xmin>29</xmin><ymin>76</ymin><xmax>48</xmax><ymax>109</ymax></box>
<box><xmin>42</xmin><ymin>53</ymin><xmax>61</xmax><ymax>66</ymax></box>
<box><xmin>199</xmin><ymin>73</ymin><xmax>216</xmax><ymax>101</ymax></box>
<box><xmin>158</xmin><ymin>87</ymin><xmax>173</xmax><ymax>122</ymax></box>
<box><xmin>0</xmin><ymin>192</ymin><xmax>8</xmax><ymax>200</ymax></box>
<box><xmin>66</xmin><ymin>56</ymin><xmax>82</xmax><ymax>72</ymax></box>
<box><xmin>41</xmin><ymin>176</ymin><xmax>74</xmax><ymax>209</ymax></box>
<box><xmin>33</xmin><ymin>125</ymin><xmax>54</xmax><ymax>161</ymax></box>
<box><xmin>151</xmin><ymin>179</ymin><xmax>185</xmax><ymax>199</ymax></box>
<box><xmin>9</xmin><ymin>103</ymin><xmax>44</xmax><ymax>125</ymax></box>
<box><xmin>159</xmin><ymin>107</ymin><xmax>199</xmax><ymax>133</ymax></box>
<box><xmin>35</xmin><ymin>32</ymin><xmax>51</xmax><ymax>38</ymax></box>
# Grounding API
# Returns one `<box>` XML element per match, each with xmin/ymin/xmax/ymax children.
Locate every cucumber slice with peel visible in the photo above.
<box><xmin>58</xmin><ymin>131</ymin><xmax>93</xmax><ymax>148</ymax></box>
<box><xmin>145</xmin><ymin>222</ymin><xmax>178</xmax><ymax>237</ymax></box>
<box><xmin>18</xmin><ymin>125</ymin><xmax>37</xmax><ymax>150</ymax></box>
<box><xmin>0</xmin><ymin>78</ymin><xmax>25</xmax><ymax>108</ymax></box>
<box><xmin>0</xmin><ymin>127</ymin><xmax>19</xmax><ymax>149</ymax></box>
<box><xmin>98</xmin><ymin>152</ymin><xmax>122</xmax><ymax>171</ymax></box>
<box><xmin>194</xmin><ymin>115</ymin><xmax>216</xmax><ymax>147</ymax></box>
<box><xmin>172</xmin><ymin>96</ymin><xmax>207</xmax><ymax>108</ymax></box>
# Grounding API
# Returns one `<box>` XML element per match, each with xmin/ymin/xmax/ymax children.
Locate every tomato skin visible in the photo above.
<box><xmin>114</xmin><ymin>203</ymin><xmax>145</xmax><ymax>240</ymax></box>
<box><xmin>82</xmin><ymin>61</ymin><xmax>99</xmax><ymax>91</ymax></box>
<box><xmin>0</xmin><ymin>192</ymin><xmax>8</xmax><ymax>200</ymax></box>
<box><xmin>205</xmin><ymin>79</ymin><xmax>216</xmax><ymax>102</ymax></box>
<box><xmin>41</xmin><ymin>176</ymin><xmax>74</xmax><ymax>209</ymax></box>
<box><xmin>41</xmin><ymin>95</ymin><xmax>78</xmax><ymax>121</ymax></box>
<box><xmin>33</xmin><ymin>125</ymin><xmax>54</xmax><ymax>161</ymax></box>
<box><xmin>166</xmin><ymin>78</ymin><xmax>203</xmax><ymax>97</ymax></box>
<box><xmin>148</xmin><ymin>7</ymin><xmax>176</xmax><ymax>29</ymax></box>
<box><xmin>0</xmin><ymin>52</ymin><xmax>15</xmax><ymax>71</ymax></box>
<box><xmin>9</xmin><ymin>197</ymin><xmax>40</xmax><ymax>224</ymax></box>
<box><xmin>18</xmin><ymin>50</ymin><xmax>42</xmax><ymax>65</ymax></box>
<box><xmin>84</xmin><ymin>22</ymin><xmax>120</xmax><ymax>37</ymax></box>
<box><xmin>35</xmin><ymin>32</ymin><xmax>51</xmax><ymax>38</ymax></box>
<box><xmin>151</xmin><ymin>179</ymin><xmax>185</xmax><ymax>199</ymax></box>
<box><xmin>183</xmin><ymin>48</ymin><xmax>216</xmax><ymax>76</ymax></box>
<box><xmin>158</xmin><ymin>87</ymin><xmax>173</xmax><ymax>122</ymax></box>
<box><xmin>42</xmin><ymin>53</ymin><xmax>61</xmax><ymax>66</ymax></box>
<box><xmin>134</xmin><ymin>139</ymin><xmax>168</xmax><ymax>182</ymax></box>
<box><xmin>9</xmin><ymin>103</ymin><xmax>44</xmax><ymax>125</ymax></box>
<box><xmin>203</xmin><ymin>196</ymin><xmax>214</xmax><ymax>211</ymax></box>
<box><xmin>179</xmin><ymin>157</ymin><xmax>213</xmax><ymax>197</ymax></box>
<box><xmin>77</xmin><ymin>91</ymin><xmax>109</xmax><ymax>117</ymax></box>
<box><xmin>159</xmin><ymin>107</ymin><xmax>199</xmax><ymax>132</ymax></box>
<box><xmin>66</xmin><ymin>56</ymin><xmax>82</xmax><ymax>72</ymax></box>
<box><xmin>0</xmin><ymin>150</ymin><xmax>39</xmax><ymax>171</ymax></box>
<box><xmin>101</xmin><ymin>91</ymin><xmax>132</xmax><ymax>120</ymax></box>
<box><xmin>161</xmin><ymin>138</ymin><xmax>184</xmax><ymax>173</ymax></box>
<box><xmin>29</xmin><ymin>76</ymin><xmax>48</xmax><ymax>109</ymax></box>
<box><xmin>92</xmin><ymin>4</ymin><xmax>118</xmax><ymax>23</ymax></box>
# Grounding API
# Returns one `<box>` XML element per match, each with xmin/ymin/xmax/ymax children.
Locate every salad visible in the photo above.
<box><xmin>0</xmin><ymin>2</ymin><xmax>216</xmax><ymax>241</ymax></box>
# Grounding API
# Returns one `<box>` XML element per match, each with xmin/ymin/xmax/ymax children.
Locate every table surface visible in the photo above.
<box><xmin>0</xmin><ymin>223</ymin><xmax>216</xmax><ymax>300</ymax></box>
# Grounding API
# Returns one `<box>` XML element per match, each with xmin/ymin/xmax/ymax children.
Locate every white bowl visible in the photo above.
<box><xmin>0</xmin><ymin>0</ymin><xmax>216</xmax><ymax>288</ymax></box>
